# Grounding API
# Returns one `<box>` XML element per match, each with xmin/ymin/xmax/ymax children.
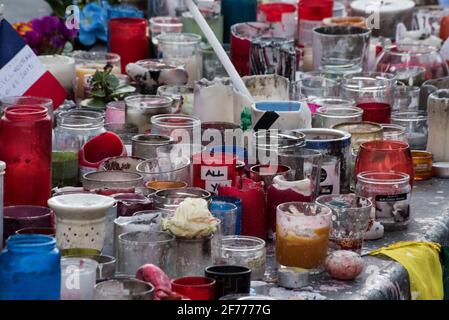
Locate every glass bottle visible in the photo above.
<box><xmin>0</xmin><ymin>105</ymin><xmax>52</xmax><ymax>206</ymax></box>
<box><xmin>0</xmin><ymin>235</ymin><xmax>61</xmax><ymax>300</ymax></box>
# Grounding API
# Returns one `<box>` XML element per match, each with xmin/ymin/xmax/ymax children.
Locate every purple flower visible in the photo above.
<box><xmin>41</xmin><ymin>16</ymin><xmax>61</xmax><ymax>35</ymax></box>
<box><xmin>24</xmin><ymin>30</ymin><xmax>42</xmax><ymax>48</ymax></box>
<box><xmin>50</xmin><ymin>35</ymin><xmax>65</xmax><ymax>49</ymax></box>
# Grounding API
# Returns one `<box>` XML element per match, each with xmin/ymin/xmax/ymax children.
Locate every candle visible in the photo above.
<box><xmin>39</xmin><ymin>55</ymin><xmax>76</xmax><ymax>99</ymax></box>
<box><xmin>61</xmin><ymin>258</ymin><xmax>97</xmax><ymax>300</ymax></box>
<box><xmin>193</xmin><ymin>152</ymin><xmax>237</xmax><ymax>194</ymax></box>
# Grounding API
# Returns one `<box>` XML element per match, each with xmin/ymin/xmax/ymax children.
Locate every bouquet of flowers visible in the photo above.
<box><xmin>14</xmin><ymin>16</ymin><xmax>77</xmax><ymax>55</ymax></box>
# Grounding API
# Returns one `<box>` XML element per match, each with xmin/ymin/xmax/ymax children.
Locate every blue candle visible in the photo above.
<box><xmin>221</xmin><ymin>0</ymin><xmax>257</xmax><ymax>43</ymax></box>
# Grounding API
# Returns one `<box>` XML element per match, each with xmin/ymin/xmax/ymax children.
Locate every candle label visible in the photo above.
<box><xmin>205</xmin><ymin>180</ymin><xmax>232</xmax><ymax>193</ymax></box>
<box><xmin>374</xmin><ymin>193</ymin><xmax>410</xmax><ymax>223</ymax></box>
<box><xmin>201</xmin><ymin>166</ymin><xmax>228</xmax><ymax>180</ymax></box>
<box><xmin>319</xmin><ymin>157</ymin><xmax>340</xmax><ymax>195</ymax></box>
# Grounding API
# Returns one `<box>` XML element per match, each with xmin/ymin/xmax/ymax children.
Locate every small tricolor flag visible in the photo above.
<box><xmin>0</xmin><ymin>17</ymin><xmax>66</xmax><ymax>108</ymax></box>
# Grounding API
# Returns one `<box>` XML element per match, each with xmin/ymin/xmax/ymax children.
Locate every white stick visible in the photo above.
<box><xmin>185</xmin><ymin>0</ymin><xmax>253</xmax><ymax>101</ymax></box>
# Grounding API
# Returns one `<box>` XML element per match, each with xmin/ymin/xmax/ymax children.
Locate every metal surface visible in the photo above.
<box><xmin>266</xmin><ymin>178</ymin><xmax>449</xmax><ymax>300</ymax></box>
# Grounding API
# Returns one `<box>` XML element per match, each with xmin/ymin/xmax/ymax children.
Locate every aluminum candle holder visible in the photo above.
<box><xmin>131</xmin><ymin>134</ymin><xmax>174</xmax><ymax>160</ymax></box>
<box><xmin>312</xmin><ymin>25</ymin><xmax>371</xmax><ymax>72</ymax></box>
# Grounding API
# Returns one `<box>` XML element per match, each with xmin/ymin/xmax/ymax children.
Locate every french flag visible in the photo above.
<box><xmin>0</xmin><ymin>18</ymin><xmax>66</xmax><ymax>108</ymax></box>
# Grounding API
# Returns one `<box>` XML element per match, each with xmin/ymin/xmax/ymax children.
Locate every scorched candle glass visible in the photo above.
<box><xmin>82</xmin><ymin>171</ymin><xmax>144</xmax><ymax>195</ymax></box>
<box><xmin>0</xmin><ymin>105</ymin><xmax>52</xmax><ymax>206</ymax></box>
<box><xmin>276</xmin><ymin>202</ymin><xmax>332</xmax><ymax>270</ymax></box>
<box><xmin>356</xmin><ymin>171</ymin><xmax>411</xmax><ymax>231</ymax></box>
<box><xmin>125</xmin><ymin>95</ymin><xmax>173</xmax><ymax>133</ymax></box>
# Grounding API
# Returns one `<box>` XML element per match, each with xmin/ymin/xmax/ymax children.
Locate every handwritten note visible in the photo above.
<box><xmin>205</xmin><ymin>180</ymin><xmax>232</xmax><ymax>193</ymax></box>
<box><xmin>201</xmin><ymin>166</ymin><xmax>228</xmax><ymax>181</ymax></box>
<box><xmin>0</xmin><ymin>46</ymin><xmax>46</xmax><ymax>98</ymax></box>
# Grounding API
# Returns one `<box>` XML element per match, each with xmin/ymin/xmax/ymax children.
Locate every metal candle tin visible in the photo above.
<box><xmin>297</xmin><ymin>128</ymin><xmax>352</xmax><ymax>193</ymax></box>
<box><xmin>153</xmin><ymin>187</ymin><xmax>212</xmax><ymax>212</ymax></box>
<box><xmin>131</xmin><ymin>134</ymin><xmax>174</xmax><ymax>159</ymax></box>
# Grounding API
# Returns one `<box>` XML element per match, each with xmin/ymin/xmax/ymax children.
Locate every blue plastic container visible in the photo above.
<box><xmin>0</xmin><ymin>235</ymin><xmax>61</xmax><ymax>300</ymax></box>
<box><xmin>211</xmin><ymin>196</ymin><xmax>243</xmax><ymax>235</ymax></box>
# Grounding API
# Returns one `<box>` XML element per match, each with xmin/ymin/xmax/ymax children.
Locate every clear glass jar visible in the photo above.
<box><xmin>156</xmin><ymin>33</ymin><xmax>203</xmax><ymax>86</ymax></box>
<box><xmin>53</xmin><ymin>109</ymin><xmax>105</xmax><ymax>186</ymax></box>
<box><xmin>314</xmin><ymin>106</ymin><xmax>363</xmax><ymax>128</ymax></box>
<box><xmin>213</xmin><ymin>236</ymin><xmax>266</xmax><ymax>280</ymax></box>
<box><xmin>157</xmin><ymin>85</ymin><xmax>195</xmax><ymax>115</ymax></box>
<box><xmin>149</xmin><ymin>16</ymin><xmax>183</xmax><ymax>52</ymax></box>
<box><xmin>125</xmin><ymin>95</ymin><xmax>173</xmax><ymax>133</ymax></box>
<box><xmin>392</xmin><ymin>86</ymin><xmax>420</xmax><ymax>112</ymax></box>
<box><xmin>381</xmin><ymin>124</ymin><xmax>408</xmax><ymax>143</ymax></box>
<box><xmin>150</xmin><ymin>114</ymin><xmax>201</xmax><ymax>143</ymax></box>
<box><xmin>356</xmin><ymin>171</ymin><xmax>411</xmax><ymax>231</ymax></box>
<box><xmin>135</xmin><ymin>156</ymin><xmax>191</xmax><ymax>185</ymax></box>
<box><xmin>175</xmin><ymin>235</ymin><xmax>214</xmax><ymax>278</ymax></box>
<box><xmin>391</xmin><ymin>111</ymin><xmax>428</xmax><ymax>150</ymax></box>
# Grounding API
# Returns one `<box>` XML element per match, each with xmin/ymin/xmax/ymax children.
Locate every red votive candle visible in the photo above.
<box><xmin>0</xmin><ymin>106</ymin><xmax>52</xmax><ymax>206</ymax></box>
<box><xmin>192</xmin><ymin>152</ymin><xmax>237</xmax><ymax>194</ymax></box>
<box><xmin>356</xmin><ymin>102</ymin><xmax>391</xmax><ymax>124</ymax></box>
<box><xmin>109</xmin><ymin>18</ymin><xmax>149</xmax><ymax>72</ymax></box>
<box><xmin>171</xmin><ymin>276</ymin><xmax>215</xmax><ymax>300</ymax></box>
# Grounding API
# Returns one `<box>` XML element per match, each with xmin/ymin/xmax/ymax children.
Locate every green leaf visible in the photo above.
<box><xmin>90</xmin><ymin>89</ymin><xmax>107</xmax><ymax>98</ymax></box>
<box><xmin>86</xmin><ymin>98</ymin><xmax>107</xmax><ymax>109</ymax></box>
<box><xmin>107</xmin><ymin>74</ymin><xmax>120</xmax><ymax>89</ymax></box>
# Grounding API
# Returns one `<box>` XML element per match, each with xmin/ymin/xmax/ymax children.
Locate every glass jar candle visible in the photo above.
<box><xmin>192</xmin><ymin>152</ymin><xmax>237</xmax><ymax>194</ymax></box>
<box><xmin>211</xmin><ymin>196</ymin><xmax>242</xmax><ymax>236</ymax></box>
<box><xmin>356</xmin><ymin>171</ymin><xmax>411</xmax><ymax>231</ymax></box>
<box><xmin>315</xmin><ymin>194</ymin><xmax>372</xmax><ymax>253</ymax></box>
<box><xmin>48</xmin><ymin>194</ymin><xmax>115</xmax><ymax>252</ymax></box>
<box><xmin>391</xmin><ymin>111</ymin><xmax>428</xmax><ymax>150</ymax></box>
<box><xmin>0</xmin><ymin>235</ymin><xmax>61</xmax><ymax>300</ymax></box>
<box><xmin>249</xmin><ymin>164</ymin><xmax>291</xmax><ymax>192</ymax></box>
<box><xmin>381</xmin><ymin>124</ymin><xmax>408</xmax><ymax>143</ymax></box>
<box><xmin>258</xmin><ymin>3</ymin><xmax>296</xmax><ymax>39</ymax></box>
<box><xmin>94</xmin><ymin>278</ymin><xmax>154</xmax><ymax>300</ymax></box>
<box><xmin>314</xmin><ymin>106</ymin><xmax>364</xmax><ymax>128</ymax></box>
<box><xmin>39</xmin><ymin>55</ymin><xmax>76</xmax><ymax>99</ymax></box>
<box><xmin>131</xmin><ymin>134</ymin><xmax>173</xmax><ymax>159</ymax></box>
<box><xmin>113</xmin><ymin>193</ymin><xmax>153</xmax><ymax>217</ymax></box>
<box><xmin>230</xmin><ymin>22</ymin><xmax>271</xmax><ymax>76</ymax></box>
<box><xmin>64</xmin><ymin>254</ymin><xmax>116</xmax><ymax>281</ymax></box>
<box><xmin>136</xmin><ymin>157</ymin><xmax>191</xmax><ymax>185</ymax></box>
<box><xmin>72</xmin><ymin>51</ymin><xmax>121</xmax><ymax>100</ymax></box>
<box><xmin>82</xmin><ymin>171</ymin><xmax>143</xmax><ymax>196</ymax></box>
<box><xmin>156</xmin><ymin>33</ymin><xmax>203</xmax><ymax>86</ymax></box>
<box><xmin>412</xmin><ymin>151</ymin><xmax>433</xmax><ymax>181</ymax></box>
<box><xmin>125</xmin><ymin>95</ymin><xmax>173</xmax><ymax>133</ymax></box>
<box><xmin>276</xmin><ymin>202</ymin><xmax>332</xmax><ymax>270</ymax></box>
<box><xmin>171</xmin><ymin>276</ymin><xmax>216</xmax><ymax>300</ymax></box>
<box><xmin>355</xmin><ymin>140</ymin><xmax>414</xmax><ymax>186</ymax></box>
<box><xmin>182</xmin><ymin>11</ymin><xmax>224</xmax><ymax>43</ymax></box>
<box><xmin>149</xmin><ymin>16</ymin><xmax>183</xmax><ymax>56</ymax></box>
<box><xmin>0</xmin><ymin>105</ymin><xmax>52</xmax><ymax>206</ymax></box>
<box><xmin>392</xmin><ymin>86</ymin><xmax>420</xmax><ymax>112</ymax></box>
<box><xmin>341</xmin><ymin>72</ymin><xmax>396</xmax><ymax>124</ymax></box>
<box><xmin>3</xmin><ymin>206</ymin><xmax>53</xmax><ymax>243</ymax></box>
<box><xmin>109</xmin><ymin>18</ymin><xmax>149</xmax><ymax>72</ymax></box>
<box><xmin>117</xmin><ymin>231</ymin><xmax>175</xmax><ymax>277</ymax></box>
<box><xmin>105</xmin><ymin>101</ymin><xmax>126</xmax><ymax>124</ymax></box>
<box><xmin>212</xmin><ymin>235</ymin><xmax>266</xmax><ymax>280</ymax></box>
<box><xmin>332</xmin><ymin>121</ymin><xmax>384</xmax><ymax>154</ymax></box>
<box><xmin>157</xmin><ymin>85</ymin><xmax>195</xmax><ymax>115</ymax></box>
<box><xmin>151</xmin><ymin>114</ymin><xmax>201</xmax><ymax>143</ymax></box>
<box><xmin>376</xmin><ymin>44</ymin><xmax>449</xmax><ymax>82</ymax></box>
<box><xmin>295</xmin><ymin>74</ymin><xmax>340</xmax><ymax>101</ymax></box>
<box><xmin>210</xmin><ymin>201</ymin><xmax>238</xmax><ymax>236</ymax></box>
<box><xmin>60</xmin><ymin>257</ymin><xmax>97</xmax><ymax>300</ymax></box>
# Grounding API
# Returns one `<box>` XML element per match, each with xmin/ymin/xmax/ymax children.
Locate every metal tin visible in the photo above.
<box><xmin>432</xmin><ymin>162</ymin><xmax>449</xmax><ymax>178</ymax></box>
<box><xmin>153</xmin><ymin>187</ymin><xmax>212</xmax><ymax>212</ymax></box>
<box><xmin>297</xmin><ymin>128</ymin><xmax>352</xmax><ymax>193</ymax></box>
<box><xmin>277</xmin><ymin>266</ymin><xmax>309</xmax><ymax>289</ymax></box>
<box><xmin>131</xmin><ymin>134</ymin><xmax>173</xmax><ymax>159</ymax></box>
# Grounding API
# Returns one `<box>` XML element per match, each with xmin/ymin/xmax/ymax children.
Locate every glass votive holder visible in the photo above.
<box><xmin>171</xmin><ymin>276</ymin><xmax>216</xmax><ymax>300</ymax></box>
<box><xmin>3</xmin><ymin>206</ymin><xmax>53</xmax><ymax>242</ymax></box>
<box><xmin>276</xmin><ymin>202</ymin><xmax>332</xmax><ymax>271</ymax></box>
<box><xmin>150</xmin><ymin>114</ymin><xmax>201</xmax><ymax>143</ymax></box>
<box><xmin>125</xmin><ymin>95</ymin><xmax>173</xmax><ymax>133</ymax></box>
<box><xmin>315</xmin><ymin>194</ymin><xmax>372</xmax><ymax>254</ymax></box>
<box><xmin>212</xmin><ymin>236</ymin><xmax>266</xmax><ymax>280</ymax></box>
<box><xmin>112</xmin><ymin>193</ymin><xmax>153</xmax><ymax>217</ymax></box>
<box><xmin>332</xmin><ymin>121</ymin><xmax>384</xmax><ymax>154</ymax></box>
<box><xmin>393</xmin><ymin>66</ymin><xmax>426</xmax><ymax>87</ymax></box>
<box><xmin>356</xmin><ymin>171</ymin><xmax>411</xmax><ymax>231</ymax></box>
<box><xmin>412</xmin><ymin>151</ymin><xmax>433</xmax><ymax>181</ymax></box>
<box><xmin>156</xmin><ymin>33</ymin><xmax>203</xmax><ymax>86</ymax></box>
<box><xmin>82</xmin><ymin>171</ymin><xmax>144</xmax><ymax>196</ymax></box>
<box><xmin>204</xmin><ymin>265</ymin><xmax>251</xmax><ymax>300</ymax></box>
<box><xmin>135</xmin><ymin>157</ymin><xmax>191</xmax><ymax>185</ymax></box>
<box><xmin>314</xmin><ymin>106</ymin><xmax>364</xmax><ymax>128</ymax></box>
<box><xmin>60</xmin><ymin>257</ymin><xmax>98</xmax><ymax>300</ymax></box>
<box><xmin>392</xmin><ymin>86</ymin><xmax>420</xmax><ymax>112</ymax></box>
<box><xmin>174</xmin><ymin>235</ymin><xmax>215</xmax><ymax>278</ymax></box>
<box><xmin>157</xmin><ymin>85</ymin><xmax>195</xmax><ymax>115</ymax></box>
<box><xmin>381</xmin><ymin>124</ymin><xmax>408</xmax><ymax>143</ymax></box>
<box><xmin>391</xmin><ymin>111</ymin><xmax>428</xmax><ymax>150</ymax></box>
<box><xmin>117</xmin><ymin>231</ymin><xmax>175</xmax><ymax>277</ymax></box>
<box><xmin>73</xmin><ymin>51</ymin><xmax>121</xmax><ymax>100</ymax></box>
<box><xmin>105</xmin><ymin>101</ymin><xmax>126</xmax><ymax>124</ymax></box>
<box><xmin>149</xmin><ymin>16</ymin><xmax>183</xmax><ymax>55</ymax></box>
<box><xmin>209</xmin><ymin>201</ymin><xmax>238</xmax><ymax>236</ymax></box>
<box><xmin>131</xmin><ymin>134</ymin><xmax>174</xmax><ymax>160</ymax></box>
<box><xmin>294</xmin><ymin>74</ymin><xmax>340</xmax><ymax>101</ymax></box>
<box><xmin>94</xmin><ymin>278</ymin><xmax>154</xmax><ymax>300</ymax></box>
<box><xmin>152</xmin><ymin>188</ymin><xmax>211</xmax><ymax>213</ymax></box>
<box><xmin>64</xmin><ymin>254</ymin><xmax>116</xmax><ymax>281</ymax></box>
<box><xmin>211</xmin><ymin>196</ymin><xmax>243</xmax><ymax>236</ymax></box>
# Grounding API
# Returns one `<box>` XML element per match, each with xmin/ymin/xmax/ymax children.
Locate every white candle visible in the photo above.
<box><xmin>39</xmin><ymin>55</ymin><xmax>75</xmax><ymax>97</ymax></box>
<box><xmin>61</xmin><ymin>258</ymin><xmax>98</xmax><ymax>300</ymax></box>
